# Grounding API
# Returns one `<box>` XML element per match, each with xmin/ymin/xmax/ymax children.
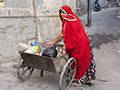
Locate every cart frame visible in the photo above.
<box><xmin>17</xmin><ymin>51</ymin><xmax>77</xmax><ymax>90</ymax></box>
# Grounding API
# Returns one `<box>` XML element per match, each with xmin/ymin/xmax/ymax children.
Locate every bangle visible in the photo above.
<box><xmin>53</xmin><ymin>39</ymin><xmax>56</xmax><ymax>43</ymax></box>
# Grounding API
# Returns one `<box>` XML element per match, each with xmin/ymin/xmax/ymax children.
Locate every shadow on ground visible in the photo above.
<box><xmin>90</xmin><ymin>33</ymin><xmax>120</xmax><ymax>49</ymax></box>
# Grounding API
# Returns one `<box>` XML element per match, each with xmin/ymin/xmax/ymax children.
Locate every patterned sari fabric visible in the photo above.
<box><xmin>74</xmin><ymin>35</ymin><xmax>96</xmax><ymax>83</ymax></box>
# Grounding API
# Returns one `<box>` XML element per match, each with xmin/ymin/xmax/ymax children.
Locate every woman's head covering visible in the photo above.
<box><xmin>59</xmin><ymin>5</ymin><xmax>77</xmax><ymax>22</ymax></box>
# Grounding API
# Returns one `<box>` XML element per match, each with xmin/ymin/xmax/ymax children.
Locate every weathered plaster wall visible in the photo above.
<box><xmin>81</xmin><ymin>0</ymin><xmax>108</xmax><ymax>9</ymax></box>
<box><xmin>0</xmin><ymin>0</ymin><xmax>76</xmax><ymax>64</ymax></box>
<box><xmin>76</xmin><ymin>0</ymin><xmax>108</xmax><ymax>16</ymax></box>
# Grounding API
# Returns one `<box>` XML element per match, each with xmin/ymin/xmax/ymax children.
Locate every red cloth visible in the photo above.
<box><xmin>60</xmin><ymin>5</ymin><xmax>91</xmax><ymax>79</ymax></box>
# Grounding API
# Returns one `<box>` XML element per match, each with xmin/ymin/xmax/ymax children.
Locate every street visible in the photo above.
<box><xmin>0</xmin><ymin>7</ymin><xmax>120</xmax><ymax>90</ymax></box>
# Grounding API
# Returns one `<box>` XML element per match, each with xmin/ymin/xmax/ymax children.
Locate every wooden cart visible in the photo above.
<box><xmin>17</xmin><ymin>51</ymin><xmax>77</xmax><ymax>90</ymax></box>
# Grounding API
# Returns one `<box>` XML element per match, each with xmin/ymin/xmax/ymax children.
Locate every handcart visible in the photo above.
<box><xmin>17</xmin><ymin>51</ymin><xmax>77</xmax><ymax>90</ymax></box>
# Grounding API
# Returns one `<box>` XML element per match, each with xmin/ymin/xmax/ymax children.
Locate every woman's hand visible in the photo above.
<box><xmin>46</xmin><ymin>33</ymin><xmax>63</xmax><ymax>46</ymax></box>
<box><xmin>46</xmin><ymin>40</ymin><xmax>55</xmax><ymax>46</ymax></box>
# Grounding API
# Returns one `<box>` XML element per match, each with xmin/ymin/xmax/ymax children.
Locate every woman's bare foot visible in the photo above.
<box><xmin>84</xmin><ymin>80</ymin><xmax>93</xmax><ymax>86</ymax></box>
<box><xmin>85</xmin><ymin>80</ymin><xmax>93</xmax><ymax>83</ymax></box>
<box><xmin>71</xmin><ymin>82</ymin><xmax>82</xmax><ymax>87</ymax></box>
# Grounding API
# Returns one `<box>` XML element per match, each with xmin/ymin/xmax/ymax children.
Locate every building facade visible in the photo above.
<box><xmin>0</xmin><ymin>0</ymin><xmax>76</xmax><ymax>64</ymax></box>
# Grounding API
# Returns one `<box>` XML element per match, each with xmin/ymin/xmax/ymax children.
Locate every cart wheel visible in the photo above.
<box><xmin>17</xmin><ymin>61</ymin><xmax>34</xmax><ymax>81</ymax></box>
<box><xmin>59</xmin><ymin>57</ymin><xmax>77</xmax><ymax>90</ymax></box>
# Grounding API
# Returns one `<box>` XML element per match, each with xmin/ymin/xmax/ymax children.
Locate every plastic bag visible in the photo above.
<box><xmin>24</xmin><ymin>42</ymin><xmax>41</xmax><ymax>54</ymax></box>
<box><xmin>42</xmin><ymin>46</ymin><xmax>57</xmax><ymax>58</ymax></box>
<box><xmin>31</xmin><ymin>42</ymin><xmax>41</xmax><ymax>50</ymax></box>
<box><xmin>24</xmin><ymin>46</ymin><xmax>39</xmax><ymax>54</ymax></box>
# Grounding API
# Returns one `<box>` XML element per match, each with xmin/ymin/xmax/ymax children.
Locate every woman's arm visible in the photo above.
<box><xmin>54</xmin><ymin>33</ymin><xmax>64</xmax><ymax>43</ymax></box>
<box><xmin>47</xmin><ymin>33</ymin><xmax>64</xmax><ymax>45</ymax></box>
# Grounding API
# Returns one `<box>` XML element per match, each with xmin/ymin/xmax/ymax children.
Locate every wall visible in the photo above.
<box><xmin>81</xmin><ymin>0</ymin><xmax>108</xmax><ymax>9</ymax></box>
<box><xmin>76</xmin><ymin>0</ymin><xmax>108</xmax><ymax>16</ymax></box>
<box><xmin>0</xmin><ymin>0</ymin><xmax>76</xmax><ymax>64</ymax></box>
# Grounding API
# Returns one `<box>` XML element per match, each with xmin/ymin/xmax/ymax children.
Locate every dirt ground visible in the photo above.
<box><xmin>0</xmin><ymin>61</ymin><xmax>62</xmax><ymax>90</ymax></box>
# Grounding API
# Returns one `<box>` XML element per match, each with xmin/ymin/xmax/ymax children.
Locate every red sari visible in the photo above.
<box><xmin>60</xmin><ymin>5</ymin><xmax>91</xmax><ymax>79</ymax></box>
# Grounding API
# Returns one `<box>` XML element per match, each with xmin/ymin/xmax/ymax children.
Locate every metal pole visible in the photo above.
<box><xmin>87</xmin><ymin>0</ymin><xmax>92</xmax><ymax>27</ymax></box>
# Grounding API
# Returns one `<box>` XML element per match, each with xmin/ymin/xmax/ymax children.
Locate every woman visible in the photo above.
<box><xmin>47</xmin><ymin>5</ymin><xmax>96</xmax><ymax>86</ymax></box>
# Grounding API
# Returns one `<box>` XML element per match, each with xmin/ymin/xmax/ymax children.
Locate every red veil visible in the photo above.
<box><xmin>59</xmin><ymin>5</ymin><xmax>91</xmax><ymax>79</ymax></box>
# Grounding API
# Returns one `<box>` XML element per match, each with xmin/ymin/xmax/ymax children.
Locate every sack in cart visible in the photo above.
<box><xmin>42</xmin><ymin>46</ymin><xmax>58</xmax><ymax>58</ymax></box>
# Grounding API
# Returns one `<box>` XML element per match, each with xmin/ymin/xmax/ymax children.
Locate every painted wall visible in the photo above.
<box><xmin>0</xmin><ymin>0</ymin><xmax>76</xmax><ymax>64</ymax></box>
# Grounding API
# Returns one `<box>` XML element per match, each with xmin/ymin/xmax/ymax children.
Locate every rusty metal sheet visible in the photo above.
<box><xmin>19</xmin><ymin>51</ymin><xmax>57</xmax><ymax>73</ymax></box>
